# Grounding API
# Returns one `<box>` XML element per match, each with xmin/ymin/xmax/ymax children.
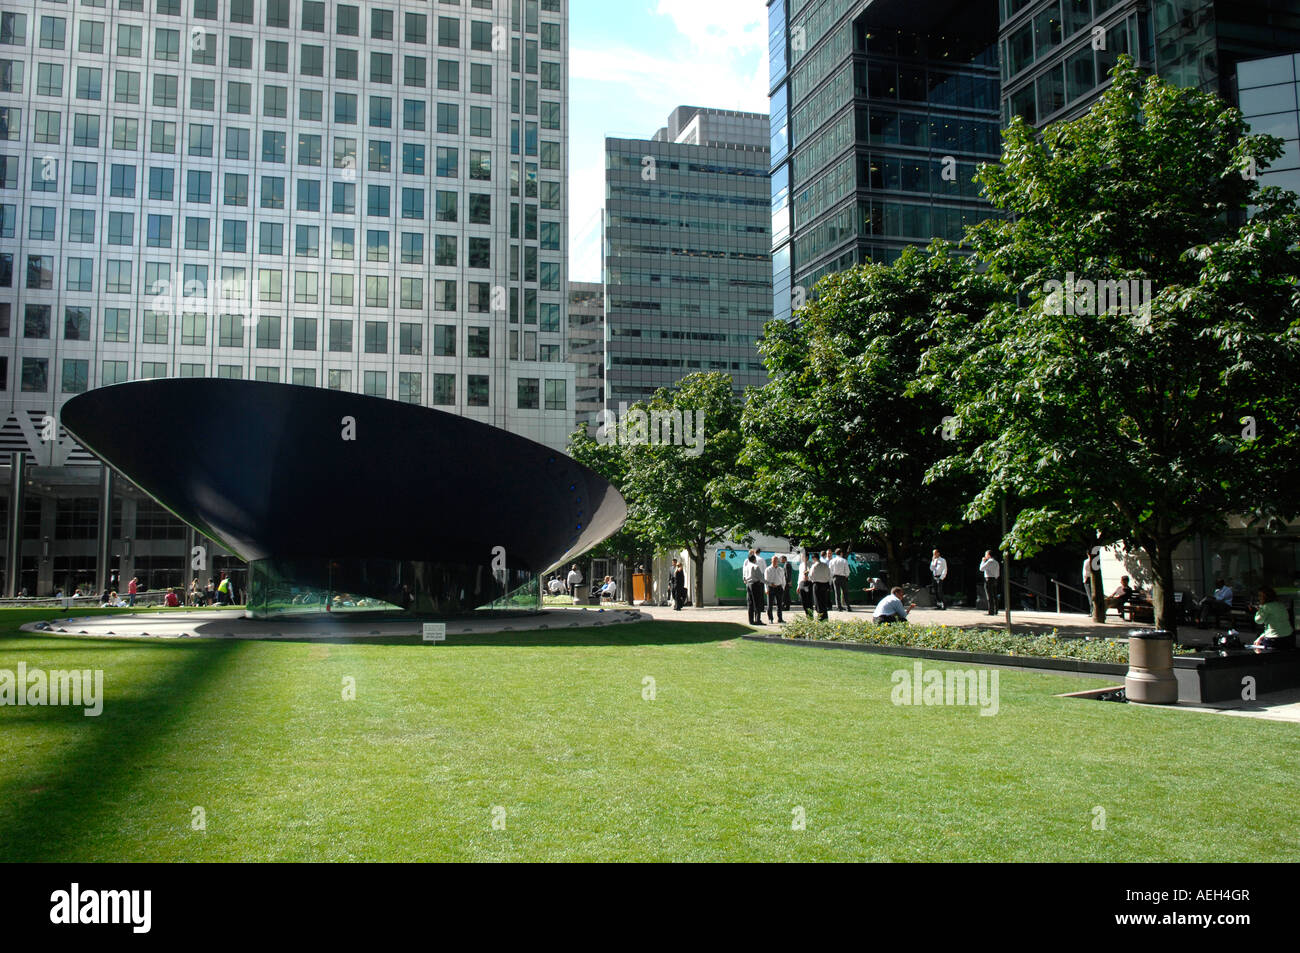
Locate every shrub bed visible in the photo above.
<box><xmin>779</xmin><ymin>617</ymin><xmax>1177</xmax><ymax>665</ymax></box>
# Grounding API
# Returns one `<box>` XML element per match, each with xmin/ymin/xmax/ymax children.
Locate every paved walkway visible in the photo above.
<box><xmin>22</xmin><ymin>606</ymin><xmax>648</xmax><ymax>640</ymax></box>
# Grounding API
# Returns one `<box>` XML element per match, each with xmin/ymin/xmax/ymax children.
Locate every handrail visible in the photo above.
<box><xmin>1009</xmin><ymin>578</ymin><xmax>1089</xmax><ymax>614</ymax></box>
<box><xmin>1050</xmin><ymin>579</ymin><xmax>1087</xmax><ymax>614</ymax></box>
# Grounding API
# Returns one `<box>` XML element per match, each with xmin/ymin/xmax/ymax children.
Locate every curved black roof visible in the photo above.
<box><xmin>61</xmin><ymin>379</ymin><xmax>625</xmax><ymax>574</ymax></box>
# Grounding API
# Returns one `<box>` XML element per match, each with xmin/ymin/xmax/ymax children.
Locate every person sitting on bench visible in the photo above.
<box><xmin>1251</xmin><ymin>586</ymin><xmax>1295</xmax><ymax>650</ymax></box>
<box><xmin>598</xmin><ymin>576</ymin><xmax>617</xmax><ymax>602</ymax></box>
<box><xmin>873</xmin><ymin>587</ymin><xmax>915</xmax><ymax>624</ymax></box>
<box><xmin>1198</xmin><ymin>579</ymin><xmax>1234</xmax><ymax>627</ymax></box>
<box><xmin>1108</xmin><ymin>576</ymin><xmax>1135</xmax><ymax>610</ymax></box>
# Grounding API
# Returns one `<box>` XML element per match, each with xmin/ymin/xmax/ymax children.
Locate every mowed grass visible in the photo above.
<box><xmin>0</xmin><ymin>609</ymin><xmax>1296</xmax><ymax>862</ymax></box>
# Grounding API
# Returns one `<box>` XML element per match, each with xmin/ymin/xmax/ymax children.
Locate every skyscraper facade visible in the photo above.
<box><xmin>566</xmin><ymin>279</ymin><xmax>601</xmax><ymax>432</ymax></box>
<box><xmin>768</xmin><ymin>0</ymin><xmax>1002</xmax><ymax>322</ymax></box>
<box><xmin>603</xmin><ymin>106</ymin><xmax>772</xmax><ymax>407</ymax></box>
<box><xmin>999</xmin><ymin>0</ymin><xmax>1300</xmax><ymax>129</ymax></box>
<box><xmin>0</xmin><ymin>0</ymin><xmax>571</xmax><ymax>597</ymax></box>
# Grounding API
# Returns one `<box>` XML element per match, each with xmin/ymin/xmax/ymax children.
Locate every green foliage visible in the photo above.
<box><xmin>917</xmin><ymin>57</ymin><xmax>1300</xmax><ymax>631</ymax></box>
<box><xmin>781</xmin><ymin>617</ymin><xmax>1155</xmax><ymax>664</ymax></box>
<box><xmin>569</xmin><ymin>372</ymin><xmax>749</xmax><ymax>598</ymax></box>
<box><xmin>742</xmin><ymin>244</ymin><xmax>997</xmax><ymax>577</ymax></box>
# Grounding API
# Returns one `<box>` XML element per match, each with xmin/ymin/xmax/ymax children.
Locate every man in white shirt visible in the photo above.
<box><xmin>979</xmin><ymin>550</ymin><xmax>1000</xmax><ymax>616</ymax></box>
<box><xmin>1198</xmin><ymin>579</ymin><xmax>1235</xmax><ymax>628</ymax></box>
<box><xmin>809</xmin><ymin>552</ymin><xmax>832</xmax><ymax>621</ymax></box>
<box><xmin>930</xmin><ymin>549</ymin><xmax>949</xmax><ymax>610</ymax></box>
<box><xmin>764</xmin><ymin>558</ymin><xmax>786</xmax><ymax>623</ymax></box>
<box><xmin>873</xmin><ymin>587</ymin><xmax>914</xmax><ymax>624</ymax></box>
<box><xmin>566</xmin><ymin>565</ymin><xmax>583</xmax><ymax>600</ymax></box>
<box><xmin>829</xmin><ymin>549</ymin><xmax>851</xmax><ymax>611</ymax></box>
<box><xmin>743</xmin><ymin>551</ymin><xmax>767</xmax><ymax>625</ymax></box>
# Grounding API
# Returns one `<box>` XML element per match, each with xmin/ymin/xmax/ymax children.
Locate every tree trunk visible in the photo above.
<box><xmin>1148</xmin><ymin>538</ymin><xmax>1178</xmax><ymax>638</ymax></box>
<box><xmin>884</xmin><ymin>537</ymin><xmax>902</xmax><ymax>588</ymax></box>
<box><xmin>1090</xmin><ymin>555</ymin><xmax>1106</xmax><ymax>623</ymax></box>
<box><xmin>691</xmin><ymin>539</ymin><xmax>706</xmax><ymax>608</ymax></box>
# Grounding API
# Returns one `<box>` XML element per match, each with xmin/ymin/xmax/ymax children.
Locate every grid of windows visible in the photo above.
<box><xmin>0</xmin><ymin>0</ymin><xmax>573</xmax><ymax>452</ymax></box>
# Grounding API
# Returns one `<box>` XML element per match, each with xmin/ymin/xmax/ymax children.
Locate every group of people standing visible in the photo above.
<box><xmin>742</xmin><ymin>549</ymin><xmax>854</xmax><ymax>625</ymax></box>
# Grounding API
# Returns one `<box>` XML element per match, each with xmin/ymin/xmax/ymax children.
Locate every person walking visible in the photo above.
<box><xmin>810</xmin><ymin>551</ymin><xmax>832</xmax><ymax>621</ymax></box>
<box><xmin>830</xmin><ymin>549</ymin><xmax>851</xmax><ymax>611</ymax></box>
<box><xmin>127</xmin><ymin>576</ymin><xmax>139</xmax><ymax>607</ymax></box>
<box><xmin>566</xmin><ymin>564</ymin><xmax>583</xmax><ymax>600</ymax></box>
<box><xmin>764</xmin><ymin>556</ymin><xmax>786</xmax><ymax>623</ymax></box>
<box><xmin>979</xmin><ymin>550</ymin><xmax>1000</xmax><ymax>616</ymax></box>
<box><xmin>673</xmin><ymin>560</ymin><xmax>687</xmax><ymax>610</ymax></box>
<box><xmin>216</xmin><ymin>572</ymin><xmax>232</xmax><ymax>605</ymax></box>
<box><xmin>930</xmin><ymin>549</ymin><xmax>948</xmax><ymax>610</ymax></box>
<box><xmin>743</xmin><ymin>550</ymin><xmax>767</xmax><ymax>625</ymax></box>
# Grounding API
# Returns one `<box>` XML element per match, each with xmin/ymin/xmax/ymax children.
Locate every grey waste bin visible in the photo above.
<box><xmin>1125</xmin><ymin>629</ymin><xmax>1178</xmax><ymax>704</ymax></box>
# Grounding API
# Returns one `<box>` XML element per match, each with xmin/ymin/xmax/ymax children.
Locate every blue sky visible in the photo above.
<box><xmin>568</xmin><ymin>0</ymin><xmax>771</xmax><ymax>282</ymax></box>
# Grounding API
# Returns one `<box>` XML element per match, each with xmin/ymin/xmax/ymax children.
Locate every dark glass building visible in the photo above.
<box><xmin>769</xmin><ymin>0</ymin><xmax>1002</xmax><ymax>321</ymax></box>
<box><xmin>603</xmin><ymin>107</ymin><xmax>772</xmax><ymax>405</ymax></box>
<box><xmin>999</xmin><ymin>0</ymin><xmax>1300</xmax><ymax>128</ymax></box>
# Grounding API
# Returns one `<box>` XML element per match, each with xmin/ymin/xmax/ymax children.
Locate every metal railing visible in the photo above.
<box><xmin>1007</xmin><ymin>578</ymin><xmax>1089</xmax><ymax>614</ymax></box>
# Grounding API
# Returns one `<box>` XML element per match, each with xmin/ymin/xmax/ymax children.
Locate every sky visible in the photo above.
<box><xmin>567</xmin><ymin>0</ymin><xmax>771</xmax><ymax>282</ymax></box>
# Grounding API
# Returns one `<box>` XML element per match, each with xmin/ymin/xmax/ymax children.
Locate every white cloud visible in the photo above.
<box><xmin>567</xmin><ymin>7</ymin><xmax>771</xmax><ymax>281</ymax></box>
<box><xmin>652</xmin><ymin>0</ymin><xmax>767</xmax><ymax>59</ymax></box>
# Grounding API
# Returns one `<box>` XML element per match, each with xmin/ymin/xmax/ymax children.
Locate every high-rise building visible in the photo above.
<box><xmin>1237</xmin><ymin>52</ymin><xmax>1300</xmax><ymax>197</ymax></box>
<box><xmin>566</xmin><ymin>279</ymin><xmax>601</xmax><ymax>432</ymax></box>
<box><xmin>0</xmin><ymin>0</ymin><xmax>571</xmax><ymax>598</ymax></box>
<box><xmin>603</xmin><ymin>106</ymin><xmax>772</xmax><ymax>407</ymax></box>
<box><xmin>999</xmin><ymin>0</ymin><xmax>1300</xmax><ymax>129</ymax></box>
<box><xmin>768</xmin><ymin>0</ymin><xmax>1002</xmax><ymax>322</ymax></box>
<box><xmin>769</xmin><ymin>0</ymin><xmax>1300</xmax><ymax>323</ymax></box>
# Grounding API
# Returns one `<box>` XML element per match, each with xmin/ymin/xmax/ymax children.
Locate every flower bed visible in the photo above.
<box><xmin>779</xmin><ymin>617</ymin><xmax>1193</xmax><ymax>665</ymax></box>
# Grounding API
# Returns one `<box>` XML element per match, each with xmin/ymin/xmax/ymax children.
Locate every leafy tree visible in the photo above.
<box><xmin>922</xmin><ymin>58</ymin><xmax>1300</xmax><ymax>633</ymax></box>
<box><xmin>740</xmin><ymin>244</ymin><xmax>996</xmax><ymax>583</ymax></box>
<box><xmin>567</xmin><ymin>423</ymin><xmax>652</xmax><ymax>600</ymax></box>
<box><xmin>618</xmin><ymin>372</ymin><xmax>748</xmax><ymax>604</ymax></box>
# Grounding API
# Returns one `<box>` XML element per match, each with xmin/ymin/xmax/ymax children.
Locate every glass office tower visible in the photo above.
<box><xmin>603</xmin><ymin>106</ymin><xmax>772</xmax><ymax>406</ymax></box>
<box><xmin>769</xmin><ymin>0</ymin><xmax>1001</xmax><ymax>321</ymax></box>
<box><xmin>999</xmin><ymin>0</ymin><xmax>1300</xmax><ymax>128</ymax></box>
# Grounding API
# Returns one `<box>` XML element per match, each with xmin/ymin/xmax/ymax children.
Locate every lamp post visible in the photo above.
<box><xmin>1001</xmin><ymin>497</ymin><xmax>1012</xmax><ymax>635</ymax></box>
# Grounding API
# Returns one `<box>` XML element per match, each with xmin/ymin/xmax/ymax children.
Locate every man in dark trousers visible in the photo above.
<box><xmin>810</xmin><ymin>551</ymin><xmax>832</xmax><ymax>621</ymax></box>
<box><xmin>743</xmin><ymin>550</ymin><xmax>767</xmax><ymax>625</ymax></box>
<box><xmin>764</xmin><ymin>555</ymin><xmax>785</xmax><ymax>623</ymax></box>
<box><xmin>781</xmin><ymin>556</ymin><xmax>793</xmax><ymax>611</ymax></box>
<box><xmin>673</xmin><ymin>560</ymin><xmax>687</xmax><ymax>610</ymax></box>
<box><xmin>797</xmin><ymin>559</ymin><xmax>816</xmax><ymax>619</ymax></box>
<box><xmin>830</xmin><ymin>549</ymin><xmax>851</xmax><ymax>611</ymax></box>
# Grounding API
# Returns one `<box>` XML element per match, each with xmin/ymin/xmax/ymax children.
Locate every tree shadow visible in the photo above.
<box><xmin>0</xmin><ymin>638</ymin><xmax>243</xmax><ymax>862</ymax></box>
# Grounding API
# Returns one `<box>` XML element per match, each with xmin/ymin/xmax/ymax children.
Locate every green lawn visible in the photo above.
<box><xmin>1</xmin><ymin>608</ymin><xmax>1295</xmax><ymax>862</ymax></box>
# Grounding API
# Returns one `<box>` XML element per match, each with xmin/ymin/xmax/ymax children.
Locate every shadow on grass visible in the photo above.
<box><xmin>9</xmin><ymin>619</ymin><xmax>753</xmax><ymax>649</ymax></box>
<box><xmin>207</xmin><ymin>619</ymin><xmax>753</xmax><ymax>648</ymax></box>
<box><xmin>0</xmin><ymin>638</ymin><xmax>243</xmax><ymax>862</ymax></box>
